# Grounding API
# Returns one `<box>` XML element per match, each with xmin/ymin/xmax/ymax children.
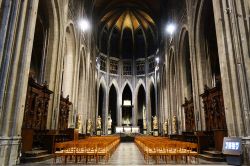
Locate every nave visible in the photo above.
<box><xmin>20</xmin><ymin>136</ymin><xmax>227</xmax><ymax>166</ymax></box>
<box><xmin>0</xmin><ymin>0</ymin><xmax>249</xmax><ymax>165</ymax></box>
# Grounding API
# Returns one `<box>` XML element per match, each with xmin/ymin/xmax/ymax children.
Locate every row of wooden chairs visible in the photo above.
<box><xmin>54</xmin><ymin>136</ymin><xmax>120</xmax><ymax>164</ymax></box>
<box><xmin>135</xmin><ymin>136</ymin><xmax>199</xmax><ymax>164</ymax></box>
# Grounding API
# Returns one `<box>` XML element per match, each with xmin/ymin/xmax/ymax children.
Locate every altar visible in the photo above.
<box><xmin>115</xmin><ymin>126</ymin><xmax>140</xmax><ymax>134</ymax></box>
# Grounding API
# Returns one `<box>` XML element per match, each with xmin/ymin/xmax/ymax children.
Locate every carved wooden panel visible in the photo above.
<box><xmin>182</xmin><ymin>97</ymin><xmax>195</xmax><ymax>132</ymax></box>
<box><xmin>200</xmin><ymin>82</ymin><xmax>227</xmax><ymax>131</ymax></box>
<box><xmin>23</xmin><ymin>77</ymin><xmax>53</xmax><ymax>130</ymax></box>
<box><xmin>58</xmin><ymin>94</ymin><xmax>72</xmax><ymax>130</ymax></box>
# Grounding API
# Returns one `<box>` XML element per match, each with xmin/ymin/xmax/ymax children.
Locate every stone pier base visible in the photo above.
<box><xmin>0</xmin><ymin>136</ymin><xmax>22</xmax><ymax>166</ymax></box>
<box><xmin>242</xmin><ymin>137</ymin><xmax>250</xmax><ymax>165</ymax></box>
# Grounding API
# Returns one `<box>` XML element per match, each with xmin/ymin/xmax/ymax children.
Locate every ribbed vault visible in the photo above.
<box><xmin>97</xmin><ymin>6</ymin><xmax>158</xmax><ymax>59</ymax></box>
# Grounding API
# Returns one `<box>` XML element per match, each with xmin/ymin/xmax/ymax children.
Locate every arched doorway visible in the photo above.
<box><xmin>137</xmin><ymin>85</ymin><xmax>146</xmax><ymax>133</ymax></box>
<box><xmin>122</xmin><ymin>84</ymin><xmax>132</xmax><ymax>126</ymax></box>
<box><xmin>98</xmin><ymin>84</ymin><xmax>105</xmax><ymax>131</ymax></box>
<box><xmin>109</xmin><ymin>84</ymin><xmax>117</xmax><ymax>133</ymax></box>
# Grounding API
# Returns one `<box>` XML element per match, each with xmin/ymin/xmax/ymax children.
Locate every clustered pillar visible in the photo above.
<box><xmin>0</xmin><ymin>0</ymin><xmax>39</xmax><ymax>165</ymax></box>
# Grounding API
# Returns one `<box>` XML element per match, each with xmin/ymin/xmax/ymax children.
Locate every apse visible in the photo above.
<box><xmin>98</xmin><ymin>7</ymin><xmax>157</xmax><ymax>59</ymax></box>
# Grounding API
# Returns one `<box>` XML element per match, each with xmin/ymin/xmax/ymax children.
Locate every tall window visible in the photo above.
<box><xmin>136</xmin><ymin>61</ymin><xmax>145</xmax><ymax>75</ymax></box>
<box><xmin>148</xmin><ymin>58</ymin><xmax>155</xmax><ymax>73</ymax></box>
<box><xmin>123</xmin><ymin>61</ymin><xmax>132</xmax><ymax>75</ymax></box>
<box><xmin>100</xmin><ymin>55</ymin><xmax>107</xmax><ymax>71</ymax></box>
<box><xmin>110</xmin><ymin>59</ymin><xmax>118</xmax><ymax>74</ymax></box>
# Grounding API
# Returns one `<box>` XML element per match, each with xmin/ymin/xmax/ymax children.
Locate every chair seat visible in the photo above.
<box><xmin>55</xmin><ymin>150</ymin><xmax>63</xmax><ymax>154</ymax></box>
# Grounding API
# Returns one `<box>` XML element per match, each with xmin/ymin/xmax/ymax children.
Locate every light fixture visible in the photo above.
<box><xmin>166</xmin><ymin>23</ymin><xmax>176</xmax><ymax>35</ymax></box>
<box><xmin>79</xmin><ymin>18</ymin><xmax>91</xmax><ymax>32</ymax></box>
<box><xmin>155</xmin><ymin>57</ymin><xmax>160</xmax><ymax>64</ymax></box>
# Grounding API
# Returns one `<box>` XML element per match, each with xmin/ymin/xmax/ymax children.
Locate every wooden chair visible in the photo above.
<box><xmin>96</xmin><ymin>143</ymin><xmax>108</xmax><ymax>163</ymax></box>
<box><xmin>85</xmin><ymin>143</ymin><xmax>97</xmax><ymax>163</ymax></box>
<box><xmin>166</xmin><ymin>142</ymin><xmax>177</xmax><ymax>164</ymax></box>
<box><xmin>63</xmin><ymin>143</ymin><xmax>75</xmax><ymax>163</ymax></box>
<box><xmin>188</xmin><ymin>143</ymin><xmax>199</xmax><ymax>164</ymax></box>
<box><xmin>75</xmin><ymin>143</ymin><xmax>87</xmax><ymax>163</ymax></box>
<box><xmin>53</xmin><ymin>143</ymin><xmax>66</xmax><ymax>163</ymax></box>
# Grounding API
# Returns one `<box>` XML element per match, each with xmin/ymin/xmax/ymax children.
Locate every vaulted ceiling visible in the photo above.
<box><xmin>93</xmin><ymin>0</ymin><xmax>163</xmax><ymax>60</ymax></box>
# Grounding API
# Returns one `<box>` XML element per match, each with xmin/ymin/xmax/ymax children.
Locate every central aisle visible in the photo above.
<box><xmin>108</xmin><ymin>142</ymin><xmax>145</xmax><ymax>165</ymax></box>
<box><xmin>20</xmin><ymin>142</ymin><xmax>227</xmax><ymax>165</ymax></box>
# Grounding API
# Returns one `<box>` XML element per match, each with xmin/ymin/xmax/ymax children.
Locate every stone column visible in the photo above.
<box><xmin>212</xmin><ymin>0</ymin><xmax>250</xmax><ymax>137</ymax></box>
<box><xmin>212</xmin><ymin>1</ymin><xmax>250</xmax><ymax>164</ymax></box>
<box><xmin>0</xmin><ymin>0</ymin><xmax>39</xmax><ymax>165</ymax></box>
<box><xmin>118</xmin><ymin>88</ymin><xmax>122</xmax><ymax>126</ymax></box>
<box><xmin>104</xmin><ymin>86</ymin><xmax>108</xmax><ymax>135</ymax></box>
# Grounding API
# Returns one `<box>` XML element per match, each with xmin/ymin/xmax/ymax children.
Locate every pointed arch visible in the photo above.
<box><xmin>61</xmin><ymin>23</ymin><xmax>77</xmax><ymax>100</ymax></box>
<box><xmin>135</xmin><ymin>79</ymin><xmax>146</xmax><ymax>94</ymax></box>
<box><xmin>121</xmin><ymin>80</ymin><xmax>133</xmax><ymax>94</ymax></box>
<box><xmin>99</xmin><ymin>76</ymin><xmax>108</xmax><ymax>91</ymax></box>
<box><xmin>109</xmin><ymin>79</ymin><xmax>119</xmax><ymax>94</ymax></box>
<box><xmin>178</xmin><ymin>27</ymin><xmax>193</xmax><ymax>99</ymax></box>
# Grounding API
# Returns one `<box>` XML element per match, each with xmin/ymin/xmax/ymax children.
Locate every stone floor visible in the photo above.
<box><xmin>19</xmin><ymin>143</ymin><xmax>228</xmax><ymax>165</ymax></box>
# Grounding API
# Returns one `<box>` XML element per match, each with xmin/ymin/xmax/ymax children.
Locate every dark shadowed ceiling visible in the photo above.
<box><xmin>93</xmin><ymin>0</ymin><xmax>163</xmax><ymax>60</ymax></box>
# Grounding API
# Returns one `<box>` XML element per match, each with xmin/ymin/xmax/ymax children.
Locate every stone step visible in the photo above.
<box><xmin>203</xmin><ymin>150</ymin><xmax>223</xmax><ymax>157</ymax></box>
<box><xmin>20</xmin><ymin>154</ymin><xmax>53</xmax><ymax>163</ymax></box>
<box><xmin>199</xmin><ymin>154</ymin><xmax>225</xmax><ymax>162</ymax></box>
<box><xmin>23</xmin><ymin>149</ymin><xmax>48</xmax><ymax>157</ymax></box>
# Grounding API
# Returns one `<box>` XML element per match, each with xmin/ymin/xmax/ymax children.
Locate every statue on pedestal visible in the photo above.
<box><xmin>87</xmin><ymin>119</ymin><xmax>92</xmax><ymax>134</ymax></box>
<box><xmin>143</xmin><ymin>120</ymin><xmax>147</xmax><ymax>129</ymax></box>
<box><xmin>107</xmin><ymin>114</ymin><xmax>112</xmax><ymax>129</ymax></box>
<box><xmin>152</xmin><ymin>116</ymin><xmax>158</xmax><ymax>130</ymax></box>
<box><xmin>172</xmin><ymin>116</ymin><xmax>178</xmax><ymax>134</ymax></box>
<box><xmin>163</xmin><ymin>121</ymin><xmax>168</xmax><ymax>135</ymax></box>
<box><xmin>77</xmin><ymin>115</ymin><xmax>82</xmax><ymax>132</ymax></box>
<box><xmin>96</xmin><ymin>116</ymin><xmax>102</xmax><ymax>129</ymax></box>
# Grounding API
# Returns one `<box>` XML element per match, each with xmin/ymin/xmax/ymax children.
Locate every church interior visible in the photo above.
<box><xmin>0</xmin><ymin>0</ymin><xmax>249</xmax><ymax>165</ymax></box>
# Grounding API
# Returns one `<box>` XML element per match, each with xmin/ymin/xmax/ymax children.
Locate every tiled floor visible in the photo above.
<box><xmin>19</xmin><ymin>143</ymin><xmax>228</xmax><ymax>165</ymax></box>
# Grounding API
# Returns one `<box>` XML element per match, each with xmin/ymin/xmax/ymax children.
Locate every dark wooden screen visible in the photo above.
<box><xmin>23</xmin><ymin>77</ymin><xmax>53</xmax><ymax>130</ymax></box>
<box><xmin>58</xmin><ymin>94</ymin><xmax>72</xmax><ymax>130</ymax></box>
<box><xmin>182</xmin><ymin>97</ymin><xmax>195</xmax><ymax>132</ymax></box>
<box><xmin>200</xmin><ymin>82</ymin><xmax>227</xmax><ymax>131</ymax></box>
